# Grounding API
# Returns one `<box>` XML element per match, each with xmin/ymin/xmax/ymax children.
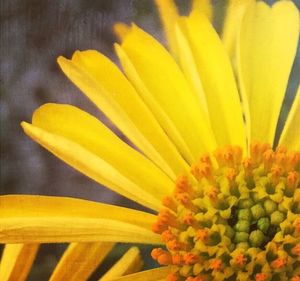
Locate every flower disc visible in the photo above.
<box><xmin>152</xmin><ymin>143</ymin><xmax>300</xmax><ymax>281</ymax></box>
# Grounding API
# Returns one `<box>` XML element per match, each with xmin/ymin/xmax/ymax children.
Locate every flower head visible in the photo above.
<box><xmin>1</xmin><ymin>0</ymin><xmax>299</xmax><ymax>280</ymax></box>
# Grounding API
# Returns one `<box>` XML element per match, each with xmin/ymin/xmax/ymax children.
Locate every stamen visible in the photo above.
<box><xmin>287</xmin><ymin>171</ymin><xmax>299</xmax><ymax>189</ymax></box>
<box><xmin>291</xmin><ymin>244</ymin><xmax>300</xmax><ymax>256</ymax></box>
<box><xmin>271</xmin><ymin>257</ymin><xmax>286</xmax><ymax>269</ymax></box>
<box><xmin>166</xmin><ymin>239</ymin><xmax>187</xmax><ymax>251</ymax></box>
<box><xmin>270</xmin><ymin>164</ymin><xmax>283</xmax><ymax>185</ymax></box>
<box><xmin>263</xmin><ymin>149</ymin><xmax>274</xmax><ymax>171</ymax></box>
<box><xmin>151</xmin><ymin>143</ymin><xmax>299</xmax><ymax>281</ymax></box>
<box><xmin>151</xmin><ymin>248</ymin><xmax>172</xmax><ymax>265</ymax></box>
<box><xmin>255</xmin><ymin>273</ymin><xmax>268</xmax><ymax>281</ymax></box>
<box><xmin>206</xmin><ymin>186</ymin><xmax>219</xmax><ymax>200</ymax></box>
<box><xmin>167</xmin><ymin>273</ymin><xmax>180</xmax><ymax>281</ymax></box>
<box><xmin>172</xmin><ymin>253</ymin><xmax>183</xmax><ymax>265</ymax></box>
<box><xmin>182</xmin><ymin>212</ymin><xmax>197</xmax><ymax>227</ymax></box>
<box><xmin>210</xmin><ymin>258</ymin><xmax>222</xmax><ymax>271</ymax></box>
<box><xmin>175</xmin><ymin>175</ymin><xmax>194</xmax><ymax>194</ymax></box>
<box><xmin>161</xmin><ymin>229</ymin><xmax>176</xmax><ymax>242</ymax></box>
<box><xmin>151</xmin><ymin>248</ymin><xmax>164</xmax><ymax>259</ymax></box>
<box><xmin>226</xmin><ymin>168</ymin><xmax>237</xmax><ymax>182</ymax></box>
<box><xmin>242</xmin><ymin>157</ymin><xmax>253</xmax><ymax>178</ymax></box>
<box><xmin>234</xmin><ymin>254</ymin><xmax>247</xmax><ymax>266</ymax></box>
<box><xmin>162</xmin><ymin>196</ymin><xmax>178</xmax><ymax>212</ymax></box>
<box><xmin>152</xmin><ymin>220</ymin><xmax>168</xmax><ymax>234</ymax></box>
<box><xmin>158</xmin><ymin>209</ymin><xmax>181</xmax><ymax>229</ymax></box>
<box><xmin>191</xmin><ymin>161</ymin><xmax>212</xmax><ymax>181</ymax></box>
<box><xmin>184</xmin><ymin>252</ymin><xmax>199</xmax><ymax>265</ymax></box>
<box><xmin>175</xmin><ymin>193</ymin><xmax>197</xmax><ymax>212</ymax></box>
<box><xmin>195</xmin><ymin>229</ymin><xmax>209</xmax><ymax>242</ymax></box>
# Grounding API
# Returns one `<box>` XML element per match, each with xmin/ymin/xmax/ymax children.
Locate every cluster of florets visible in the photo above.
<box><xmin>151</xmin><ymin>143</ymin><xmax>300</xmax><ymax>281</ymax></box>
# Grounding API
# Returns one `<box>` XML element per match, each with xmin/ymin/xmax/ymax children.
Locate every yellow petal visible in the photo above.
<box><xmin>58</xmin><ymin>50</ymin><xmax>186</xmax><ymax>179</ymax></box>
<box><xmin>222</xmin><ymin>0</ymin><xmax>254</xmax><ymax>58</ymax></box>
<box><xmin>279</xmin><ymin>86</ymin><xmax>300</xmax><ymax>151</ymax></box>
<box><xmin>108</xmin><ymin>267</ymin><xmax>170</xmax><ymax>281</ymax></box>
<box><xmin>0</xmin><ymin>244</ymin><xmax>38</xmax><ymax>281</ymax></box>
<box><xmin>29</xmin><ymin>103</ymin><xmax>174</xmax><ymax>207</ymax></box>
<box><xmin>154</xmin><ymin>0</ymin><xmax>179</xmax><ymax>57</ymax></box>
<box><xmin>183</xmin><ymin>11</ymin><xmax>247</xmax><ymax>151</ymax></box>
<box><xmin>115</xmin><ymin>44</ymin><xmax>192</xmax><ymax>173</ymax></box>
<box><xmin>173</xmin><ymin>21</ymin><xmax>209</xmax><ymax>117</ymax></box>
<box><xmin>192</xmin><ymin>0</ymin><xmax>212</xmax><ymax>20</ymax></box>
<box><xmin>222</xmin><ymin>0</ymin><xmax>253</xmax><ymax>147</ymax></box>
<box><xmin>21</xmin><ymin>120</ymin><xmax>168</xmax><ymax>211</ymax></box>
<box><xmin>114</xmin><ymin>22</ymin><xmax>130</xmax><ymax>41</ymax></box>
<box><xmin>50</xmin><ymin>242</ymin><xmax>114</xmax><ymax>281</ymax></box>
<box><xmin>237</xmin><ymin>1</ymin><xmax>299</xmax><ymax>144</ymax></box>
<box><xmin>100</xmin><ymin>247</ymin><xmax>142</xmax><ymax>281</ymax></box>
<box><xmin>121</xmin><ymin>25</ymin><xmax>217</xmax><ymax>161</ymax></box>
<box><xmin>0</xmin><ymin>195</ymin><xmax>162</xmax><ymax>244</ymax></box>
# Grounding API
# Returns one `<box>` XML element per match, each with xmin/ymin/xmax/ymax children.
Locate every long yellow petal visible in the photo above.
<box><xmin>192</xmin><ymin>0</ymin><xmax>212</xmax><ymax>20</ymax></box>
<box><xmin>121</xmin><ymin>25</ymin><xmax>217</xmax><ymax>161</ymax></box>
<box><xmin>21</xmin><ymin>120</ymin><xmax>168</xmax><ymax>211</ymax></box>
<box><xmin>174</xmin><ymin>20</ymin><xmax>209</xmax><ymax>117</ymax></box>
<box><xmin>115</xmin><ymin>44</ymin><xmax>193</xmax><ymax>173</ymax></box>
<box><xmin>183</xmin><ymin>10</ymin><xmax>247</xmax><ymax>151</ymax></box>
<box><xmin>0</xmin><ymin>195</ymin><xmax>162</xmax><ymax>244</ymax></box>
<box><xmin>0</xmin><ymin>244</ymin><xmax>38</xmax><ymax>281</ymax></box>
<box><xmin>108</xmin><ymin>267</ymin><xmax>170</xmax><ymax>281</ymax></box>
<box><xmin>279</xmin><ymin>86</ymin><xmax>300</xmax><ymax>151</ymax></box>
<box><xmin>50</xmin><ymin>242</ymin><xmax>114</xmax><ymax>281</ymax></box>
<box><xmin>114</xmin><ymin>22</ymin><xmax>130</xmax><ymax>41</ymax></box>
<box><xmin>99</xmin><ymin>247</ymin><xmax>142</xmax><ymax>281</ymax></box>
<box><xmin>222</xmin><ymin>0</ymin><xmax>254</xmax><ymax>58</ymax></box>
<box><xmin>57</xmin><ymin>50</ymin><xmax>187</xmax><ymax>179</ymax></box>
<box><xmin>29</xmin><ymin>103</ymin><xmax>175</xmax><ymax>206</ymax></box>
<box><xmin>155</xmin><ymin>0</ymin><xmax>179</xmax><ymax>57</ymax></box>
<box><xmin>237</xmin><ymin>1</ymin><xmax>299</xmax><ymax>144</ymax></box>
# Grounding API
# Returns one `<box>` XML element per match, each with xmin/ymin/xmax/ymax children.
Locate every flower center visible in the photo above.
<box><xmin>151</xmin><ymin>143</ymin><xmax>300</xmax><ymax>281</ymax></box>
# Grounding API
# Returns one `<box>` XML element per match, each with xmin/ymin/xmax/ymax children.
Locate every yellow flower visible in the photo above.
<box><xmin>1</xmin><ymin>0</ymin><xmax>299</xmax><ymax>280</ymax></box>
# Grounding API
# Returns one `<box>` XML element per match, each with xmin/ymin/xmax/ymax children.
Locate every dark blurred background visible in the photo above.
<box><xmin>0</xmin><ymin>0</ymin><xmax>299</xmax><ymax>280</ymax></box>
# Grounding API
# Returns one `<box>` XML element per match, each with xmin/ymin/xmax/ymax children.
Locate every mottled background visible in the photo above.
<box><xmin>0</xmin><ymin>0</ymin><xmax>299</xmax><ymax>280</ymax></box>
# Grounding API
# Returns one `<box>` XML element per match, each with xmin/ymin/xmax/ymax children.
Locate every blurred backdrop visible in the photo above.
<box><xmin>0</xmin><ymin>0</ymin><xmax>299</xmax><ymax>280</ymax></box>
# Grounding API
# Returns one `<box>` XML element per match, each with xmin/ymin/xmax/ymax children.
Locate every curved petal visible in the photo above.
<box><xmin>0</xmin><ymin>244</ymin><xmax>38</xmax><ymax>281</ymax></box>
<box><xmin>50</xmin><ymin>242</ymin><xmax>114</xmax><ymax>281</ymax></box>
<box><xmin>222</xmin><ymin>0</ymin><xmax>254</xmax><ymax>58</ymax></box>
<box><xmin>279</xmin><ymin>86</ymin><xmax>300</xmax><ymax>151</ymax></box>
<box><xmin>182</xmin><ymin>11</ymin><xmax>247</xmax><ymax>151</ymax></box>
<box><xmin>58</xmin><ymin>50</ymin><xmax>187</xmax><ymax>179</ymax></box>
<box><xmin>21</xmin><ymin>117</ymin><xmax>171</xmax><ymax>211</ymax></box>
<box><xmin>237</xmin><ymin>1</ymin><xmax>299</xmax><ymax>145</ymax></box>
<box><xmin>173</xmin><ymin>22</ymin><xmax>209</xmax><ymax>117</ymax></box>
<box><xmin>30</xmin><ymin>103</ymin><xmax>175</xmax><ymax>205</ymax></box>
<box><xmin>114</xmin><ymin>45</ymin><xmax>192</xmax><ymax>174</ymax></box>
<box><xmin>155</xmin><ymin>0</ymin><xmax>179</xmax><ymax>57</ymax></box>
<box><xmin>114</xmin><ymin>22</ymin><xmax>130</xmax><ymax>41</ymax></box>
<box><xmin>99</xmin><ymin>247</ymin><xmax>143</xmax><ymax>281</ymax></box>
<box><xmin>121</xmin><ymin>25</ymin><xmax>217</xmax><ymax>161</ymax></box>
<box><xmin>192</xmin><ymin>0</ymin><xmax>212</xmax><ymax>20</ymax></box>
<box><xmin>0</xmin><ymin>195</ymin><xmax>162</xmax><ymax>244</ymax></box>
<box><xmin>108</xmin><ymin>267</ymin><xmax>169</xmax><ymax>281</ymax></box>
